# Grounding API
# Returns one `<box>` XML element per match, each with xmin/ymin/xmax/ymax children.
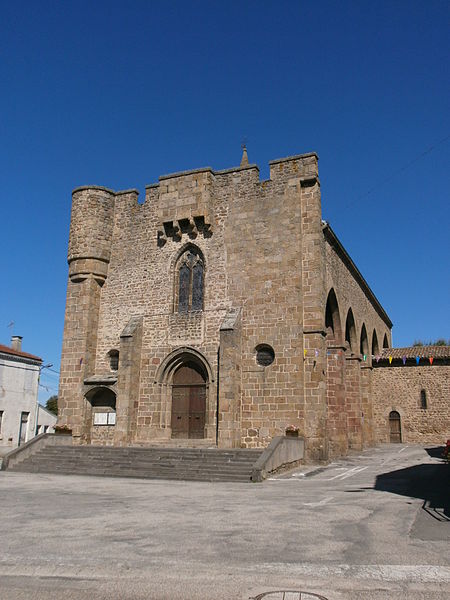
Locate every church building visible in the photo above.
<box><xmin>58</xmin><ymin>149</ymin><xmax>396</xmax><ymax>461</ymax></box>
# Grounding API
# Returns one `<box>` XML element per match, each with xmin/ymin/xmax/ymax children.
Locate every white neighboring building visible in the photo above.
<box><xmin>0</xmin><ymin>336</ymin><xmax>45</xmax><ymax>451</ymax></box>
<box><xmin>37</xmin><ymin>404</ymin><xmax>57</xmax><ymax>435</ymax></box>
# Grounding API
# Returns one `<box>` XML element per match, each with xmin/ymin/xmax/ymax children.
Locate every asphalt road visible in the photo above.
<box><xmin>0</xmin><ymin>444</ymin><xmax>448</xmax><ymax>600</ymax></box>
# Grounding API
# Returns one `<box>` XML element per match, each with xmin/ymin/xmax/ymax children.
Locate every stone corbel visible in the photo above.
<box><xmin>157</xmin><ymin>229</ymin><xmax>167</xmax><ymax>246</ymax></box>
<box><xmin>157</xmin><ymin>214</ymin><xmax>213</xmax><ymax>245</ymax></box>
<box><xmin>188</xmin><ymin>217</ymin><xmax>198</xmax><ymax>237</ymax></box>
<box><xmin>172</xmin><ymin>223</ymin><xmax>182</xmax><ymax>240</ymax></box>
<box><xmin>203</xmin><ymin>221</ymin><xmax>213</xmax><ymax>235</ymax></box>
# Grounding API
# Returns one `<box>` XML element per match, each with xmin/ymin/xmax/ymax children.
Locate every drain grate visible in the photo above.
<box><xmin>250</xmin><ymin>592</ymin><xmax>329</xmax><ymax>600</ymax></box>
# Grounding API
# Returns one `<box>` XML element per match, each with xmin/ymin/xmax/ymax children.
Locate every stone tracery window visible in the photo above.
<box><xmin>175</xmin><ymin>247</ymin><xmax>204</xmax><ymax>312</ymax></box>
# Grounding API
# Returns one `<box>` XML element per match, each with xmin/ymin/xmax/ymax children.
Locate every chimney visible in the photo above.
<box><xmin>11</xmin><ymin>336</ymin><xmax>23</xmax><ymax>351</ymax></box>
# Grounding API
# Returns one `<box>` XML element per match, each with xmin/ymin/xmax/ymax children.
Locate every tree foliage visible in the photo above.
<box><xmin>412</xmin><ymin>339</ymin><xmax>449</xmax><ymax>347</ymax></box>
<box><xmin>46</xmin><ymin>395</ymin><xmax>58</xmax><ymax>416</ymax></box>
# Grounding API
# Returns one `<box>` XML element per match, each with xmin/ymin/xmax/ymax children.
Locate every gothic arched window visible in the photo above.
<box><xmin>176</xmin><ymin>247</ymin><xmax>204</xmax><ymax>312</ymax></box>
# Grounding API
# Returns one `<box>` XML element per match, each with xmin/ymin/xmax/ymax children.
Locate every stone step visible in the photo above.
<box><xmin>19</xmin><ymin>459</ymin><xmax>255</xmax><ymax>472</ymax></box>
<box><xmin>34</xmin><ymin>448</ymin><xmax>261</xmax><ymax>462</ymax></box>
<box><xmin>11</xmin><ymin>463</ymin><xmax>254</xmax><ymax>482</ymax></box>
<box><xmin>34</xmin><ymin>446</ymin><xmax>262</xmax><ymax>456</ymax></box>
<box><xmin>8</xmin><ymin>444</ymin><xmax>263</xmax><ymax>482</ymax></box>
<box><xmin>13</xmin><ymin>462</ymin><xmax>254</xmax><ymax>476</ymax></box>
<box><xmin>30</xmin><ymin>454</ymin><xmax>259</xmax><ymax>467</ymax></box>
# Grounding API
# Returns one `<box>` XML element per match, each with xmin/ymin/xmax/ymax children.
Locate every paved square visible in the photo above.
<box><xmin>0</xmin><ymin>445</ymin><xmax>448</xmax><ymax>599</ymax></box>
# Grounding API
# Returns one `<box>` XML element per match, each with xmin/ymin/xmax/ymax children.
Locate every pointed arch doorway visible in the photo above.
<box><xmin>171</xmin><ymin>362</ymin><xmax>206</xmax><ymax>439</ymax></box>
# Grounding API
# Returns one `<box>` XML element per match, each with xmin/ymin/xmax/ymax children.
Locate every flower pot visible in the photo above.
<box><xmin>285</xmin><ymin>430</ymin><xmax>299</xmax><ymax>438</ymax></box>
<box><xmin>54</xmin><ymin>428</ymin><xmax>72</xmax><ymax>436</ymax></box>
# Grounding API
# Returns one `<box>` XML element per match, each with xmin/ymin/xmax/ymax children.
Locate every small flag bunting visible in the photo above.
<box><xmin>389</xmin><ymin>356</ymin><xmax>393</xmax><ymax>364</ymax></box>
<box><xmin>429</xmin><ymin>357</ymin><xmax>434</xmax><ymax>365</ymax></box>
<box><xmin>416</xmin><ymin>356</ymin><xmax>420</xmax><ymax>365</ymax></box>
<box><xmin>402</xmin><ymin>356</ymin><xmax>406</xmax><ymax>365</ymax></box>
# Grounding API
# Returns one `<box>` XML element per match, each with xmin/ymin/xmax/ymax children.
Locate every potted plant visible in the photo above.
<box><xmin>54</xmin><ymin>424</ymin><xmax>72</xmax><ymax>436</ymax></box>
<box><xmin>285</xmin><ymin>425</ymin><xmax>300</xmax><ymax>438</ymax></box>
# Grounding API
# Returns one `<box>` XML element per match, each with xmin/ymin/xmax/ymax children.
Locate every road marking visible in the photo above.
<box><xmin>303</xmin><ymin>496</ymin><xmax>334</xmax><ymax>507</ymax></box>
<box><xmin>326</xmin><ymin>466</ymin><xmax>368</xmax><ymax>481</ymax></box>
<box><xmin>340</xmin><ymin>466</ymin><xmax>368</xmax><ymax>480</ymax></box>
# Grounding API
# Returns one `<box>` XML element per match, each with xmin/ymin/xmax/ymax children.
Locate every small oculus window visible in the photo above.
<box><xmin>255</xmin><ymin>344</ymin><xmax>275</xmax><ymax>367</ymax></box>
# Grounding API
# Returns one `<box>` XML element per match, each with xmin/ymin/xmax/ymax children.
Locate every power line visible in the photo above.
<box><xmin>328</xmin><ymin>133</ymin><xmax>450</xmax><ymax>218</ymax></box>
<box><xmin>39</xmin><ymin>383</ymin><xmax>58</xmax><ymax>393</ymax></box>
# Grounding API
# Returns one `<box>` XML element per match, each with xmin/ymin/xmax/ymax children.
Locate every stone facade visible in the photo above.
<box><xmin>58</xmin><ymin>150</ymin><xmax>446</xmax><ymax>461</ymax></box>
<box><xmin>372</xmin><ymin>347</ymin><xmax>450</xmax><ymax>445</ymax></box>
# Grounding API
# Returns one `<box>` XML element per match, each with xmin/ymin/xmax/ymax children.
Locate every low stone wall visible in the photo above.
<box><xmin>1</xmin><ymin>433</ymin><xmax>73</xmax><ymax>470</ymax></box>
<box><xmin>251</xmin><ymin>436</ymin><xmax>304</xmax><ymax>482</ymax></box>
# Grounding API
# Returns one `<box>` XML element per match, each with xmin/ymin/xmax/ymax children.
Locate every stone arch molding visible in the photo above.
<box><xmin>84</xmin><ymin>384</ymin><xmax>118</xmax><ymax>401</ymax></box>
<box><xmin>170</xmin><ymin>242</ymin><xmax>206</xmax><ymax>275</ymax></box>
<box><xmin>156</xmin><ymin>347</ymin><xmax>216</xmax><ymax>439</ymax></box>
<box><xmin>155</xmin><ymin>346</ymin><xmax>214</xmax><ymax>385</ymax></box>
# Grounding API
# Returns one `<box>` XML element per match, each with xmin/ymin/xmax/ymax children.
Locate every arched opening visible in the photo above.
<box><xmin>172</xmin><ymin>361</ymin><xmax>207</xmax><ymax>439</ymax></box>
<box><xmin>325</xmin><ymin>288</ymin><xmax>342</xmax><ymax>344</ymax></box>
<box><xmin>383</xmin><ymin>333</ymin><xmax>389</xmax><ymax>348</ymax></box>
<box><xmin>87</xmin><ymin>387</ymin><xmax>117</xmax><ymax>426</ymax></box>
<box><xmin>372</xmin><ymin>330</ymin><xmax>379</xmax><ymax>356</ymax></box>
<box><xmin>389</xmin><ymin>410</ymin><xmax>401</xmax><ymax>443</ymax></box>
<box><xmin>174</xmin><ymin>245</ymin><xmax>204</xmax><ymax>313</ymax></box>
<box><xmin>345</xmin><ymin>308</ymin><xmax>357</xmax><ymax>352</ymax></box>
<box><xmin>420</xmin><ymin>389</ymin><xmax>427</xmax><ymax>409</ymax></box>
<box><xmin>360</xmin><ymin>324</ymin><xmax>368</xmax><ymax>359</ymax></box>
<box><xmin>325</xmin><ymin>289</ymin><xmax>346</xmax><ymax>457</ymax></box>
<box><xmin>108</xmin><ymin>349</ymin><xmax>119</xmax><ymax>371</ymax></box>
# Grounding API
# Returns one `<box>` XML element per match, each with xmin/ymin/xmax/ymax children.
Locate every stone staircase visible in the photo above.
<box><xmin>7</xmin><ymin>444</ymin><xmax>264</xmax><ymax>483</ymax></box>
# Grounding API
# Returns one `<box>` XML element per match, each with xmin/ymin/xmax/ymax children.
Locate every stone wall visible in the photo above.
<box><xmin>372</xmin><ymin>363</ymin><xmax>450</xmax><ymax>444</ymax></box>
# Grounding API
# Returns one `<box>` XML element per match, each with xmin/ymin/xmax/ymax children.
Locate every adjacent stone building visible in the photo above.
<box><xmin>373</xmin><ymin>346</ymin><xmax>449</xmax><ymax>445</ymax></box>
<box><xmin>57</xmin><ymin>149</ymin><xmax>447</xmax><ymax>460</ymax></box>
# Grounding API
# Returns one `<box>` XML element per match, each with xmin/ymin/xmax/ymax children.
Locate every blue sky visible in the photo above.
<box><xmin>1</xmin><ymin>0</ymin><xmax>448</xmax><ymax>403</ymax></box>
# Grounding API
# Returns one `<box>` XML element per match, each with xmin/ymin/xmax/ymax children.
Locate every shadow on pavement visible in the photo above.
<box><xmin>374</xmin><ymin>459</ymin><xmax>450</xmax><ymax>521</ymax></box>
<box><xmin>425</xmin><ymin>445</ymin><xmax>445</xmax><ymax>459</ymax></box>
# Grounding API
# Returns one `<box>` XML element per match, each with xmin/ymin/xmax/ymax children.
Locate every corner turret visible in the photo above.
<box><xmin>68</xmin><ymin>186</ymin><xmax>115</xmax><ymax>284</ymax></box>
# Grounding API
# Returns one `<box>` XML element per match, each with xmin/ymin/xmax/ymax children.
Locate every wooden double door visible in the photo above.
<box><xmin>171</xmin><ymin>365</ymin><xmax>206</xmax><ymax>439</ymax></box>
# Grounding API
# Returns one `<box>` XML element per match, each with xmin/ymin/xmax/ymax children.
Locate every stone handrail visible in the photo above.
<box><xmin>251</xmin><ymin>435</ymin><xmax>305</xmax><ymax>482</ymax></box>
<box><xmin>1</xmin><ymin>432</ymin><xmax>72</xmax><ymax>470</ymax></box>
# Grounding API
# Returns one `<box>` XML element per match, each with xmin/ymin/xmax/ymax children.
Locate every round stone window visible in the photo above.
<box><xmin>255</xmin><ymin>344</ymin><xmax>275</xmax><ymax>366</ymax></box>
